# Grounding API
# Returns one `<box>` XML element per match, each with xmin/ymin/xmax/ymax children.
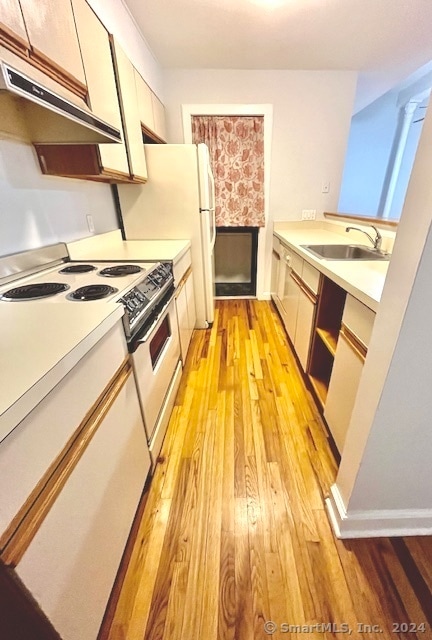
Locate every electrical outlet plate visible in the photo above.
<box><xmin>322</xmin><ymin>180</ymin><xmax>330</xmax><ymax>194</ymax></box>
<box><xmin>302</xmin><ymin>209</ymin><xmax>316</xmax><ymax>220</ymax></box>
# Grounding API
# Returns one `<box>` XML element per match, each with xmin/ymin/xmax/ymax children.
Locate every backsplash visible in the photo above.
<box><xmin>0</xmin><ymin>139</ymin><xmax>119</xmax><ymax>257</ymax></box>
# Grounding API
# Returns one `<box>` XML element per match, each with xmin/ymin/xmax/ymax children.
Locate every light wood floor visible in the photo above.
<box><xmin>103</xmin><ymin>300</ymin><xmax>432</xmax><ymax>640</ymax></box>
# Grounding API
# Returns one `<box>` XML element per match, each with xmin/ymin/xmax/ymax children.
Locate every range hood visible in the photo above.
<box><xmin>0</xmin><ymin>61</ymin><xmax>122</xmax><ymax>145</ymax></box>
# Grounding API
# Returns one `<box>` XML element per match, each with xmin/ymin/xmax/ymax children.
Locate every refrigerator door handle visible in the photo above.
<box><xmin>200</xmin><ymin>209</ymin><xmax>217</xmax><ymax>247</ymax></box>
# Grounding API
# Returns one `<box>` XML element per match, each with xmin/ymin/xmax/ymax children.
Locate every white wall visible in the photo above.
<box><xmin>329</xmin><ymin>89</ymin><xmax>432</xmax><ymax>537</ymax></box>
<box><xmin>338</xmin><ymin>81</ymin><xmax>429</xmax><ymax>220</ymax></box>
<box><xmin>164</xmin><ymin>69</ymin><xmax>357</xmax><ymax>295</ymax></box>
<box><xmin>165</xmin><ymin>69</ymin><xmax>357</xmax><ymax>220</ymax></box>
<box><xmin>338</xmin><ymin>91</ymin><xmax>398</xmax><ymax>216</ymax></box>
<box><xmin>0</xmin><ymin>140</ymin><xmax>118</xmax><ymax>257</ymax></box>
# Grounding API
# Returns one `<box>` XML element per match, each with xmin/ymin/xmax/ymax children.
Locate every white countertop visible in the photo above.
<box><xmin>0</xmin><ymin>303</ymin><xmax>124</xmax><ymax>443</ymax></box>
<box><xmin>274</xmin><ymin>222</ymin><xmax>392</xmax><ymax>311</ymax></box>
<box><xmin>67</xmin><ymin>230</ymin><xmax>190</xmax><ymax>263</ymax></box>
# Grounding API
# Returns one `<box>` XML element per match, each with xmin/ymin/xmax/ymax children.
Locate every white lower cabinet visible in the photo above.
<box><xmin>282</xmin><ymin>267</ymin><xmax>300</xmax><ymax>343</ymax></box>
<box><xmin>296</xmin><ymin>285</ymin><xmax>316</xmax><ymax>371</ymax></box>
<box><xmin>274</xmin><ymin>238</ymin><xmax>319</xmax><ymax>372</ymax></box>
<box><xmin>176</xmin><ymin>270</ymin><xmax>196</xmax><ymax>363</ymax></box>
<box><xmin>323</xmin><ymin>334</ymin><xmax>364</xmax><ymax>453</ymax></box>
<box><xmin>324</xmin><ymin>295</ymin><xmax>375</xmax><ymax>453</ymax></box>
<box><xmin>15</xmin><ymin>370</ymin><xmax>150</xmax><ymax>640</ymax></box>
<box><xmin>0</xmin><ymin>322</ymin><xmax>151</xmax><ymax>639</ymax></box>
<box><xmin>186</xmin><ymin>272</ymin><xmax>197</xmax><ymax>337</ymax></box>
<box><xmin>0</xmin><ymin>322</ymin><xmax>127</xmax><ymax>537</ymax></box>
<box><xmin>271</xmin><ymin>243</ymin><xmax>280</xmax><ymax>300</ymax></box>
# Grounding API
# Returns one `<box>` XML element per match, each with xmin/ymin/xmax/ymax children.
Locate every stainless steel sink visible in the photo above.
<box><xmin>301</xmin><ymin>244</ymin><xmax>390</xmax><ymax>261</ymax></box>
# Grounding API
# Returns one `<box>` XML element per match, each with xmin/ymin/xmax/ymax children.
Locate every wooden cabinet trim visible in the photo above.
<box><xmin>340</xmin><ymin>324</ymin><xmax>367</xmax><ymax>362</ymax></box>
<box><xmin>0</xmin><ymin>28</ymin><xmax>87</xmax><ymax>100</ymax></box>
<box><xmin>0</xmin><ymin>357</ymin><xmax>132</xmax><ymax>567</ymax></box>
<box><xmin>35</xmin><ymin>144</ymin><xmax>142</xmax><ymax>184</ymax></box>
<box><xmin>0</xmin><ymin>22</ymin><xmax>29</xmax><ymax>56</ymax></box>
<box><xmin>141</xmin><ymin>122</ymin><xmax>165</xmax><ymax>144</ymax></box>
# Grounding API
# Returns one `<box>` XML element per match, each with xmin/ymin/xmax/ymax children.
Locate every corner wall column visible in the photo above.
<box><xmin>381</xmin><ymin>100</ymin><xmax>418</xmax><ymax>219</ymax></box>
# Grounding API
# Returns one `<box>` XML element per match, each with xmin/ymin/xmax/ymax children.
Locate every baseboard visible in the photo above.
<box><xmin>326</xmin><ymin>484</ymin><xmax>432</xmax><ymax>538</ymax></box>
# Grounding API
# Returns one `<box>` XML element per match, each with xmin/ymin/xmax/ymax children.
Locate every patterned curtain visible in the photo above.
<box><xmin>191</xmin><ymin>115</ymin><xmax>265</xmax><ymax>227</ymax></box>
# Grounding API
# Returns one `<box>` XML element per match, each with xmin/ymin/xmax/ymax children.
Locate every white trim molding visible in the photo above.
<box><xmin>326</xmin><ymin>483</ymin><xmax>432</xmax><ymax>538</ymax></box>
<box><xmin>181</xmin><ymin>104</ymin><xmax>273</xmax><ymax>301</ymax></box>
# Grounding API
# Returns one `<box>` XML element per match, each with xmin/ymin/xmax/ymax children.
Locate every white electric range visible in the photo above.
<box><xmin>0</xmin><ymin>243</ymin><xmax>181</xmax><ymax>466</ymax></box>
<box><xmin>0</xmin><ymin>245</ymin><xmax>174</xmax><ymax>341</ymax></box>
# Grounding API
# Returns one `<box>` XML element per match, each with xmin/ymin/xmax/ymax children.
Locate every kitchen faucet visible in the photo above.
<box><xmin>346</xmin><ymin>224</ymin><xmax>383</xmax><ymax>251</ymax></box>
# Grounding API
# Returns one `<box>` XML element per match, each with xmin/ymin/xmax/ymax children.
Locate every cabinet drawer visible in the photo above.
<box><xmin>0</xmin><ymin>323</ymin><xmax>127</xmax><ymax>537</ymax></box>
<box><xmin>279</xmin><ymin>244</ymin><xmax>302</xmax><ymax>272</ymax></box>
<box><xmin>290</xmin><ymin>251</ymin><xmax>303</xmax><ymax>276</ymax></box>
<box><xmin>342</xmin><ymin>295</ymin><xmax>375</xmax><ymax>347</ymax></box>
<box><xmin>173</xmin><ymin>249</ymin><xmax>192</xmax><ymax>285</ymax></box>
<box><xmin>272</xmin><ymin>235</ymin><xmax>280</xmax><ymax>254</ymax></box>
<box><xmin>302</xmin><ymin>261</ymin><xmax>320</xmax><ymax>295</ymax></box>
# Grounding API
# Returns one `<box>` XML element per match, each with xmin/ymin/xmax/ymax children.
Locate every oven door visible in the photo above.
<box><xmin>130</xmin><ymin>297</ymin><xmax>181</xmax><ymax>458</ymax></box>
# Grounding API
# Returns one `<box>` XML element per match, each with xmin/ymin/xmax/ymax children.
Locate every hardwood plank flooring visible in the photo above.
<box><xmin>104</xmin><ymin>300</ymin><xmax>432</xmax><ymax>640</ymax></box>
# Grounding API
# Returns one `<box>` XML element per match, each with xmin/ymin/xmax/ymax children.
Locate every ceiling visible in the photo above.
<box><xmin>123</xmin><ymin>0</ymin><xmax>432</xmax><ymax>112</ymax></box>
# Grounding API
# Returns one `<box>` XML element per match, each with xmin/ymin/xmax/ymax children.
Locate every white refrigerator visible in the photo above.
<box><xmin>117</xmin><ymin>143</ymin><xmax>216</xmax><ymax>328</ymax></box>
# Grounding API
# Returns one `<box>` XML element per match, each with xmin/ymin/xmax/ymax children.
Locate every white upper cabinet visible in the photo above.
<box><xmin>151</xmin><ymin>92</ymin><xmax>167</xmax><ymax>141</ymax></box>
<box><xmin>134</xmin><ymin>69</ymin><xmax>153</xmax><ymax>128</ymax></box>
<box><xmin>111</xmin><ymin>36</ymin><xmax>148</xmax><ymax>181</ymax></box>
<box><xmin>0</xmin><ymin>0</ymin><xmax>29</xmax><ymax>53</ymax></box>
<box><xmin>134</xmin><ymin>67</ymin><xmax>166</xmax><ymax>142</ymax></box>
<box><xmin>18</xmin><ymin>0</ymin><xmax>86</xmax><ymax>95</ymax></box>
<box><xmin>72</xmin><ymin>0</ymin><xmax>129</xmax><ymax>177</ymax></box>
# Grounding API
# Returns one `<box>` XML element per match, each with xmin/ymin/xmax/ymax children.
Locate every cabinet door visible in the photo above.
<box><xmin>15</xmin><ymin>372</ymin><xmax>150</xmax><ymax>640</ymax></box>
<box><xmin>186</xmin><ymin>271</ymin><xmax>196</xmax><ymax>336</ymax></box>
<box><xmin>271</xmin><ymin>248</ymin><xmax>280</xmax><ymax>298</ymax></box>
<box><xmin>295</xmin><ymin>286</ymin><xmax>316</xmax><ymax>371</ymax></box>
<box><xmin>111</xmin><ymin>37</ymin><xmax>148</xmax><ymax>181</ymax></box>
<box><xmin>282</xmin><ymin>269</ymin><xmax>300</xmax><ymax>342</ymax></box>
<box><xmin>276</xmin><ymin>252</ymin><xmax>286</xmax><ymax>300</ymax></box>
<box><xmin>176</xmin><ymin>272</ymin><xmax>195</xmax><ymax>363</ymax></box>
<box><xmin>324</xmin><ymin>334</ymin><xmax>364</xmax><ymax>453</ymax></box>
<box><xmin>176</xmin><ymin>281</ymin><xmax>189</xmax><ymax>363</ymax></box>
<box><xmin>72</xmin><ymin>0</ymin><xmax>129</xmax><ymax>176</ymax></box>
<box><xmin>151</xmin><ymin>92</ymin><xmax>166</xmax><ymax>141</ymax></box>
<box><xmin>19</xmin><ymin>0</ymin><xmax>86</xmax><ymax>93</ymax></box>
<box><xmin>0</xmin><ymin>0</ymin><xmax>29</xmax><ymax>54</ymax></box>
<box><xmin>134</xmin><ymin>69</ymin><xmax>154</xmax><ymax>131</ymax></box>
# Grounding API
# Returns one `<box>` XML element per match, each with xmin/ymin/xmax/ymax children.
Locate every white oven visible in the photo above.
<box><xmin>129</xmin><ymin>296</ymin><xmax>182</xmax><ymax>466</ymax></box>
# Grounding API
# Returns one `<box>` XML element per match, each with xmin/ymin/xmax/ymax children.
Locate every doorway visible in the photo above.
<box><xmin>183</xmin><ymin>106</ymin><xmax>272</xmax><ymax>299</ymax></box>
<box><xmin>214</xmin><ymin>227</ymin><xmax>259</xmax><ymax>297</ymax></box>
